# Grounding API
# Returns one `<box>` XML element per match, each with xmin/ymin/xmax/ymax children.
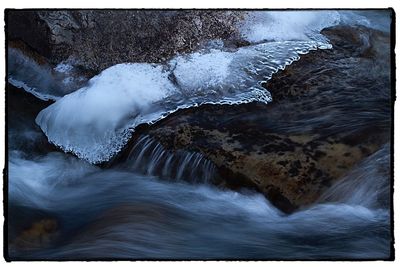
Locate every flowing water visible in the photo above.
<box><xmin>6</xmin><ymin>10</ymin><xmax>392</xmax><ymax>260</ymax></box>
<box><xmin>7</xmin><ymin>144</ymin><xmax>392</xmax><ymax>259</ymax></box>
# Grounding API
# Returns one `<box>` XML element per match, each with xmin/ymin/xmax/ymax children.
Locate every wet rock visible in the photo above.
<box><xmin>134</xmin><ymin>25</ymin><xmax>391</xmax><ymax>213</ymax></box>
<box><xmin>10</xmin><ymin>219</ymin><xmax>59</xmax><ymax>250</ymax></box>
<box><xmin>7</xmin><ymin>10</ymin><xmax>246</xmax><ymax>73</ymax></box>
<box><xmin>7</xmin><ymin>204</ymin><xmax>60</xmax><ymax>256</ymax></box>
<box><xmin>266</xmin><ymin>25</ymin><xmax>391</xmax><ymax>102</ymax></box>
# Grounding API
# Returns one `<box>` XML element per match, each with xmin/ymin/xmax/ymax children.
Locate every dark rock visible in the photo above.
<box><xmin>10</xmin><ymin>218</ymin><xmax>59</xmax><ymax>251</ymax></box>
<box><xmin>7</xmin><ymin>204</ymin><xmax>60</xmax><ymax>255</ymax></box>
<box><xmin>7</xmin><ymin>83</ymin><xmax>57</xmax><ymax>155</ymax></box>
<box><xmin>7</xmin><ymin>11</ymin><xmax>54</xmax><ymax>60</ymax></box>
<box><xmin>127</xmin><ymin>25</ymin><xmax>391</xmax><ymax>213</ymax></box>
<box><xmin>7</xmin><ymin>10</ymin><xmax>246</xmax><ymax>73</ymax></box>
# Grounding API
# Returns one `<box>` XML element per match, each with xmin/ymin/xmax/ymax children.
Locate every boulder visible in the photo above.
<box><xmin>132</xmin><ymin>25</ymin><xmax>391</xmax><ymax>213</ymax></box>
<box><xmin>7</xmin><ymin>10</ymin><xmax>246</xmax><ymax>73</ymax></box>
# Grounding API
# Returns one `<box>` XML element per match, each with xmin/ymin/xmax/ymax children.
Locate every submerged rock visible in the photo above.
<box><xmin>7</xmin><ymin>203</ymin><xmax>60</xmax><ymax>255</ymax></box>
<box><xmin>132</xmin><ymin>25</ymin><xmax>391</xmax><ymax>213</ymax></box>
<box><xmin>10</xmin><ymin>218</ymin><xmax>59</xmax><ymax>251</ymax></box>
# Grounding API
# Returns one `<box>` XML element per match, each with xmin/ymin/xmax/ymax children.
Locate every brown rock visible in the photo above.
<box><xmin>126</xmin><ymin>25</ymin><xmax>391</xmax><ymax>213</ymax></box>
<box><xmin>10</xmin><ymin>219</ymin><xmax>59</xmax><ymax>250</ymax></box>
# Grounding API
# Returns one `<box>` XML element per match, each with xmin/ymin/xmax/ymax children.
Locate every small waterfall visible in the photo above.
<box><xmin>124</xmin><ymin>135</ymin><xmax>216</xmax><ymax>183</ymax></box>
